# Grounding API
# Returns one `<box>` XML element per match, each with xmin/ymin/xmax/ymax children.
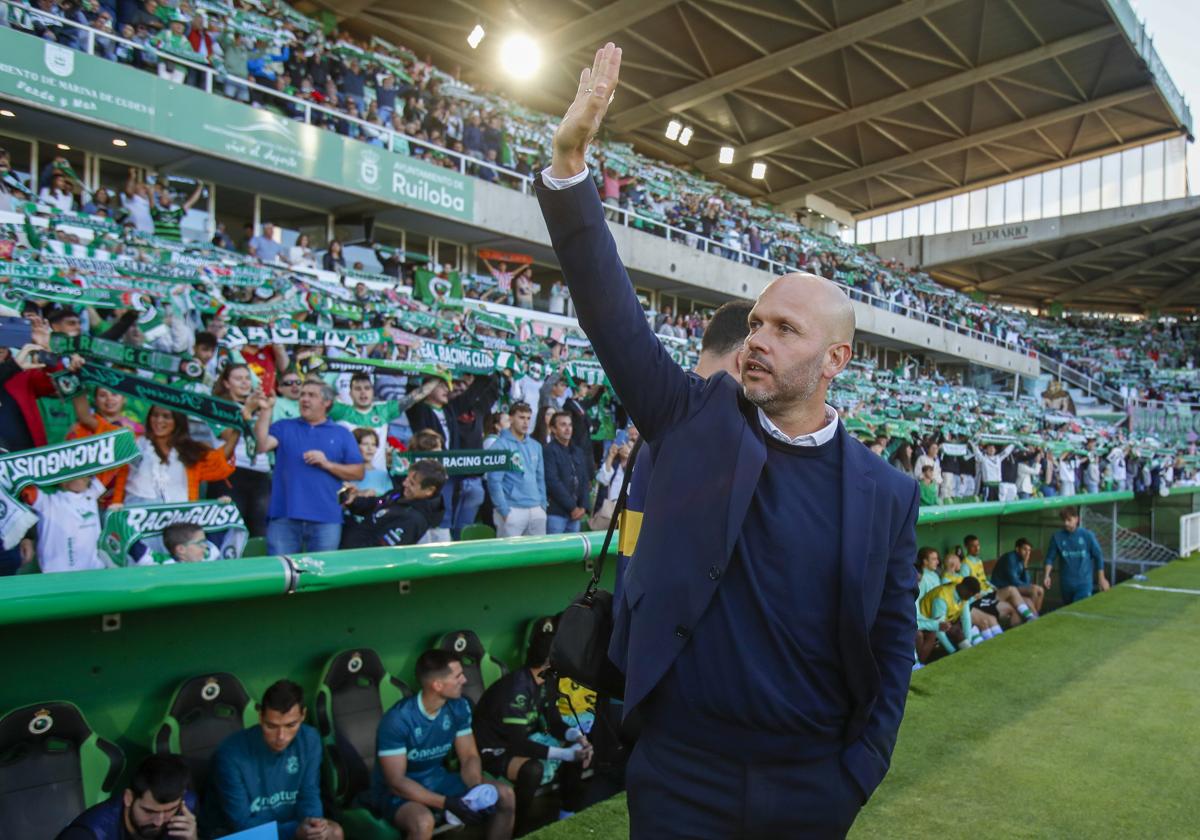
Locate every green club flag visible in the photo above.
<box><xmin>0</xmin><ymin>275</ymin><xmax>147</xmax><ymax>310</ymax></box>
<box><xmin>415</xmin><ymin>340</ymin><xmax>519</xmax><ymax>375</ymax></box>
<box><xmin>99</xmin><ymin>501</ymin><xmax>248</xmax><ymax>567</ymax></box>
<box><xmin>53</xmin><ymin>367</ymin><xmax>255</xmax><ymax>454</ymax></box>
<box><xmin>390</xmin><ymin>449</ymin><xmax>520</xmax><ymax>477</ymax></box>
<box><xmin>0</xmin><ymin>429</ymin><xmax>140</xmax><ymax>550</ymax></box>
<box><xmin>414</xmin><ymin>268</ymin><xmax>462</xmax><ymax>305</ymax></box>
<box><xmin>299</xmin><ymin>354</ymin><xmax>450</xmax><ymax>383</ymax></box>
<box><xmin>51</xmin><ymin>334</ymin><xmax>204</xmax><ymax>380</ymax></box>
<box><xmin>224</xmin><ymin>323</ymin><xmax>390</xmax><ymax>350</ymax></box>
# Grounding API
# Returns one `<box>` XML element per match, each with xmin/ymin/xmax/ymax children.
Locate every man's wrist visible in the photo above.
<box><xmin>550</xmin><ymin>153</ymin><xmax>586</xmax><ymax>180</ymax></box>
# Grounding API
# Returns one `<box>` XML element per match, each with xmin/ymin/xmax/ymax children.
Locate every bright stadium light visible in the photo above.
<box><xmin>57</xmin><ymin>144</ymin><xmax>70</xmax><ymax>151</ymax></box>
<box><xmin>678</xmin><ymin>126</ymin><xmax>693</xmax><ymax>146</ymax></box>
<box><xmin>112</xmin><ymin>138</ymin><xmax>128</xmax><ymax>148</ymax></box>
<box><xmin>0</xmin><ymin>110</ymin><xmax>14</xmax><ymax>118</ymax></box>
<box><xmin>467</xmin><ymin>25</ymin><xmax>485</xmax><ymax>49</ymax></box>
<box><xmin>718</xmin><ymin>146</ymin><xmax>735</xmax><ymax>165</ymax></box>
<box><xmin>751</xmin><ymin>161</ymin><xmax>767</xmax><ymax>180</ymax></box>
<box><xmin>665</xmin><ymin>120</ymin><xmax>682</xmax><ymax>141</ymax></box>
<box><xmin>499</xmin><ymin>34</ymin><xmax>541</xmax><ymax>80</ymax></box>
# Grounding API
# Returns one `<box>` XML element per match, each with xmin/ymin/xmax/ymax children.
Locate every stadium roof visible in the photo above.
<box><xmin>907</xmin><ymin>195</ymin><xmax>1200</xmax><ymax>313</ymax></box>
<box><xmin>316</xmin><ymin>0</ymin><xmax>1192</xmax><ymax>221</ymax></box>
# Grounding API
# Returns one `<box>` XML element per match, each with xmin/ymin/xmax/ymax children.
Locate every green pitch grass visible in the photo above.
<box><xmin>530</xmin><ymin>557</ymin><xmax>1200</xmax><ymax>839</ymax></box>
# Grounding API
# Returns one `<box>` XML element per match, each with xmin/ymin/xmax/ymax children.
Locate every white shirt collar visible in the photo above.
<box><xmin>757</xmin><ymin>404</ymin><xmax>839</xmax><ymax>447</ymax></box>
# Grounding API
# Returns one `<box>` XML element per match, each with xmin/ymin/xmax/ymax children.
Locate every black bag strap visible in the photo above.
<box><xmin>586</xmin><ymin>438</ymin><xmax>644</xmax><ymax>596</ymax></box>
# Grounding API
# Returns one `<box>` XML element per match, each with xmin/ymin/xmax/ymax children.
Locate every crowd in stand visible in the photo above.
<box><xmin>0</xmin><ymin>147</ymin><xmax>1197</xmax><ymax>578</ymax></box>
<box><xmin>11</xmin><ymin>0</ymin><xmax>1200</xmax><ymax>405</ymax></box>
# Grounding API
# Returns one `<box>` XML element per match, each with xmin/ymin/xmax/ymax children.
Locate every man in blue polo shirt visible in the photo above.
<box><xmin>254</xmin><ymin>379</ymin><xmax>364</xmax><ymax>554</ymax></box>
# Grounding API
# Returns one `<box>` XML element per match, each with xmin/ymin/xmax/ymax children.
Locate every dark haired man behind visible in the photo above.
<box><xmin>57</xmin><ymin>754</ymin><xmax>198</xmax><ymax>840</ymax></box>
<box><xmin>474</xmin><ymin>623</ymin><xmax>592</xmax><ymax>834</ymax></box>
<box><xmin>614</xmin><ymin>298</ymin><xmax>753</xmax><ymax>603</ymax></box>
<box><xmin>372</xmin><ymin>649</ymin><xmax>515</xmax><ymax>840</ymax></box>
<box><xmin>205</xmin><ymin>680</ymin><xmax>342</xmax><ymax>840</ymax></box>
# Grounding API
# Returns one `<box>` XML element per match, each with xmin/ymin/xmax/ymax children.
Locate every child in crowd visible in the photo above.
<box><xmin>918</xmin><ymin>464</ymin><xmax>939</xmax><ymax>507</ymax></box>
<box><xmin>23</xmin><ymin>476</ymin><xmax>107</xmax><ymax>573</ymax></box>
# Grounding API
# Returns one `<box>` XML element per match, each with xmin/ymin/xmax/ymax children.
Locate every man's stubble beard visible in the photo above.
<box><xmin>743</xmin><ymin>354</ymin><xmax>824</xmax><ymax>414</ymax></box>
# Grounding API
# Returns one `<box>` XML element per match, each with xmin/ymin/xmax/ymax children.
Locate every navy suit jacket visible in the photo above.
<box><xmin>536</xmin><ymin>176</ymin><xmax>920</xmax><ymax>800</ymax></box>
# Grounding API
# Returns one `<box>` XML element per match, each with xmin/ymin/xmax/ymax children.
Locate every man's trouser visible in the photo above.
<box><xmin>999</xmin><ymin>482</ymin><xmax>1017</xmax><ymax>502</ymax></box>
<box><xmin>266</xmin><ymin>518</ymin><xmax>341</xmax><ymax>555</ymax></box>
<box><xmin>626</xmin><ymin>724</ymin><xmax>864</xmax><ymax>839</ymax></box>
<box><xmin>493</xmin><ymin>506</ymin><xmax>547</xmax><ymax>537</ymax></box>
<box><xmin>547</xmin><ymin>514</ymin><xmax>582</xmax><ymax>534</ymax></box>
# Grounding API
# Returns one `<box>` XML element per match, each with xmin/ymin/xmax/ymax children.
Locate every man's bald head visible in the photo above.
<box><xmin>741</xmin><ymin>272</ymin><xmax>855</xmax><ymax>420</ymax></box>
<box><xmin>759</xmin><ymin>273</ymin><xmax>855</xmax><ymax>345</ymax></box>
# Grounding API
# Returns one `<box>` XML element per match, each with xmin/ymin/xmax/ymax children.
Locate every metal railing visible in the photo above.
<box><xmin>1084</xmin><ymin>505</ymin><xmax>1178</xmax><ymax>581</ymax></box>
<box><xmin>1037</xmin><ymin>357</ymin><xmax>1127</xmax><ymax>408</ymax></box>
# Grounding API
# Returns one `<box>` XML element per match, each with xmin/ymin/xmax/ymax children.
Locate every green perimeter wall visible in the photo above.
<box><xmin>2</xmin><ymin>489</ymin><xmax>1197</xmax><ymax>788</ymax></box>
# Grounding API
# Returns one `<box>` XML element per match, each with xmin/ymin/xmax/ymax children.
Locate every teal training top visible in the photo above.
<box><xmin>206</xmin><ymin>724</ymin><xmax>323</xmax><ymax>840</ymax></box>
<box><xmin>371</xmin><ymin>693</ymin><xmax>472</xmax><ymax>806</ymax></box>
<box><xmin>1045</xmin><ymin>527</ymin><xmax>1104</xmax><ymax>587</ymax></box>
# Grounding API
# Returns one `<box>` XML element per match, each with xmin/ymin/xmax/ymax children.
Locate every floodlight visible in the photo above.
<box><xmin>467</xmin><ymin>25</ymin><xmax>485</xmax><ymax>49</ymax></box>
<box><xmin>665</xmin><ymin>120</ymin><xmax>682</xmax><ymax>141</ymax></box>
<box><xmin>751</xmin><ymin>161</ymin><xmax>767</xmax><ymax>179</ymax></box>
<box><xmin>499</xmin><ymin>34</ymin><xmax>541</xmax><ymax>80</ymax></box>
<box><xmin>718</xmin><ymin>146</ymin><xmax>734</xmax><ymax>164</ymax></box>
<box><xmin>678</xmin><ymin>126</ymin><xmax>693</xmax><ymax>146</ymax></box>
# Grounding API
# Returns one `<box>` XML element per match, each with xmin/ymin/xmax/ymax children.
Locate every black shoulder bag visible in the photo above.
<box><xmin>549</xmin><ymin>439</ymin><xmax>642</xmax><ymax>700</ymax></box>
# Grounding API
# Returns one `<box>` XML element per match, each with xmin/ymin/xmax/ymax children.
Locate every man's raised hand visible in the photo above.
<box><xmin>551</xmin><ymin>42</ymin><xmax>622</xmax><ymax>180</ymax></box>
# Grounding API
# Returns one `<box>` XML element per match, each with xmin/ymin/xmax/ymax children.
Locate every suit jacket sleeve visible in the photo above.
<box><xmin>534</xmin><ymin>179</ymin><xmax>702</xmax><ymax>442</ymax></box>
<box><xmin>845</xmin><ymin>481</ymin><xmax>920</xmax><ymax>800</ymax></box>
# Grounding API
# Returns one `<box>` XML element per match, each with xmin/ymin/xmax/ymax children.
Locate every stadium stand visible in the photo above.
<box><xmin>0</xmin><ymin>0</ymin><xmax>1198</xmax><ymax>836</ymax></box>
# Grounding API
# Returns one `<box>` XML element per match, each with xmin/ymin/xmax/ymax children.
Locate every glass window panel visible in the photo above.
<box><xmin>1121</xmin><ymin>146</ymin><xmax>1143</xmax><ymax>205</ymax></box>
<box><xmin>933</xmin><ymin>198</ymin><xmax>951</xmax><ymax>234</ymax></box>
<box><xmin>986</xmin><ymin>184</ymin><xmax>1004</xmax><ymax>226</ymax></box>
<box><xmin>952</xmin><ymin>193</ymin><xmax>969</xmax><ymax>231</ymax></box>
<box><xmin>1165</xmin><ymin>136</ymin><xmax>1186</xmax><ymax>200</ymax></box>
<box><xmin>1143</xmin><ymin>140</ymin><xmax>1165</xmax><ymax>203</ymax></box>
<box><xmin>1100</xmin><ymin>152</ymin><xmax>1121</xmax><ymax>209</ymax></box>
<box><xmin>1079</xmin><ymin>159</ymin><xmax>1101</xmax><ymax>212</ymax></box>
<box><xmin>1022</xmin><ymin>173</ymin><xmax>1041</xmax><ymax>221</ymax></box>
<box><xmin>1004</xmin><ymin>179</ymin><xmax>1023</xmax><ymax>223</ymax></box>
<box><xmin>1042</xmin><ymin>168</ymin><xmax>1062</xmax><ymax>217</ymax></box>
<box><xmin>968</xmin><ymin>189</ymin><xmax>987</xmax><ymax>228</ymax></box>
<box><xmin>919</xmin><ymin>202</ymin><xmax>936</xmax><ymax>236</ymax></box>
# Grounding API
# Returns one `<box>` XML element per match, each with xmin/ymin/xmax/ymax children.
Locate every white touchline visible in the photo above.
<box><xmin>1126</xmin><ymin>584</ymin><xmax>1200</xmax><ymax>596</ymax></box>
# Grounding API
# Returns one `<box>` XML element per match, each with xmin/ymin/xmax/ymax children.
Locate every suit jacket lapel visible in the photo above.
<box><xmin>725</xmin><ymin>405</ymin><xmax>766</xmax><ymax>560</ymax></box>
<box><xmin>839</xmin><ymin>427</ymin><xmax>876</xmax><ymax>706</ymax></box>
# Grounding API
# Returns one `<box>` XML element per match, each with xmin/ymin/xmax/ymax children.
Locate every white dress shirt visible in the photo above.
<box><xmin>757</xmin><ymin>405</ymin><xmax>839</xmax><ymax>447</ymax></box>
